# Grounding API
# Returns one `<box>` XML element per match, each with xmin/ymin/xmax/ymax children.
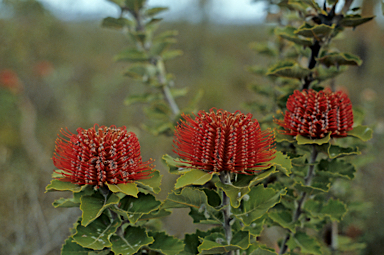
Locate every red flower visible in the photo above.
<box><xmin>53</xmin><ymin>125</ymin><xmax>154</xmax><ymax>187</ymax></box>
<box><xmin>173</xmin><ymin>109</ymin><xmax>276</xmax><ymax>174</ymax></box>
<box><xmin>275</xmin><ymin>89</ymin><xmax>353</xmax><ymax>138</ymax></box>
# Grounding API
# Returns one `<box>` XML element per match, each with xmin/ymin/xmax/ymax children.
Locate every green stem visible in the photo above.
<box><xmin>279</xmin><ymin>145</ymin><xmax>318</xmax><ymax>254</ymax></box>
<box><xmin>220</xmin><ymin>172</ymin><xmax>234</xmax><ymax>255</ymax></box>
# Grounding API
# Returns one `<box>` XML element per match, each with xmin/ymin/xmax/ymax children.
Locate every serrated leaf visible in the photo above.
<box><xmin>317</xmin><ymin>52</ymin><xmax>362</xmax><ymax>67</ymax></box>
<box><xmin>111</xmin><ymin>193</ymin><xmax>161</xmax><ymax>223</ymax></box>
<box><xmin>198</xmin><ymin>231</ymin><xmax>251</xmax><ymax>254</ymax></box>
<box><xmin>247</xmin><ymin>65</ymin><xmax>267</xmax><ymax>76</ymax></box>
<box><xmin>233</xmin><ymin>185</ymin><xmax>282</xmax><ymax>226</ymax></box>
<box><xmin>73</xmin><ymin>214</ymin><xmax>121</xmax><ymax>250</ymax></box>
<box><xmin>135</xmin><ymin>170</ymin><xmax>162</xmax><ymax>194</ymax></box>
<box><xmin>53</xmin><ymin>197</ymin><xmax>79</xmax><ymax>208</ymax></box>
<box><xmin>162</xmin><ymin>154</ymin><xmax>193</xmax><ymax>174</ymax></box>
<box><xmin>124</xmin><ymin>93</ymin><xmax>159</xmax><ymax>105</ymax></box>
<box><xmin>215</xmin><ymin>181</ymin><xmax>250</xmax><ymax>208</ymax></box>
<box><xmin>174</xmin><ymin>169</ymin><xmax>213</xmax><ymax>189</ymax></box>
<box><xmin>318</xmin><ymin>159</ymin><xmax>356</xmax><ymax>179</ymax></box>
<box><xmin>249</xmin><ymin>246</ymin><xmax>278</xmax><ymax>255</ymax></box>
<box><xmin>347</xmin><ymin>125</ymin><xmax>373</xmax><ymax>141</ymax></box>
<box><xmin>304</xmin><ymin>198</ymin><xmax>347</xmax><ymax>221</ymax></box>
<box><xmin>340</xmin><ymin>15</ymin><xmax>375</xmax><ymax>27</ymax></box>
<box><xmin>45</xmin><ymin>179</ymin><xmax>82</xmax><ymax>193</ymax></box>
<box><xmin>269</xmin><ymin>210</ymin><xmax>297</xmax><ymax>233</ymax></box>
<box><xmin>61</xmin><ymin>236</ymin><xmax>94</xmax><ymax>255</ymax></box>
<box><xmin>162</xmin><ymin>187</ymin><xmax>208</xmax><ymax>209</ymax></box>
<box><xmin>241</xmin><ymin>215</ymin><xmax>266</xmax><ymax>237</ymax></box>
<box><xmin>322</xmin><ymin>144</ymin><xmax>361</xmax><ymax>159</ymax></box>
<box><xmin>296</xmin><ymin>132</ymin><xmax>331</xmax><ymax>145</ymax></box>
<box><xmin>287</xmin><ymin>232</ymin><xmax>322</xmax><ymax>255</ymax></box>
<box><xmin>80</xmin><ymin>193</ymin><xmax>120</xmax><ymax>226</ymax></box>
<box><xmin>275</xmin><ymin>26</ymin><xmax>313</xmax><ymax>47</ymax></box>
<box><xmin>295</xmin><ymin>23</ymin><xmax>335</xmax><ymax>38</ymax></box>
<box><xmin>315</xmin><ymin>65</ymin><xmax>347</xmax><ymax>82</ymax></box>
<box><xmin>110</xmin><ymin>226</ymin><xmax>154</xmax><ymax>255</ymax></box>
<box><xmin>101</xmin><ymin>17</ymin><xmax>132</xmax><ymax>29</ymax></box>
<box><xmin>267</xmin><ymin>61</ymin><xmax>311</xmax><ymax>80</ymax></box>
<box><xmin>138</xmin><ymin>208</ymin><xmax>172</xmax><ymax>221</ymax></box>
<box><xmin>145</xmin><ymin>7</ymin><xmax>168</xmax><ymax>17</ymax></box>
<box><xmin>180</xmin><ymin>232</ymin><xmax>200</xmax><ymax>255</ymax></box>
<box><xmin>106</xmin><ymin>182</ymin><xmax>139</xmax><ymax>197</ymax></box>
<box><xmin>269</xmin><ymin>151</ymin><xmax>292</xmax><ymax>175</ymax></box>
<box><xmin>148</xmin><ymin>231</ymin><xmax>184</xmax><ymax>255</ymax></box>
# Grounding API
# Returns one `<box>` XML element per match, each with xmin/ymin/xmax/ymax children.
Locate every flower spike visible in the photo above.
<box><xmin>173</xmin><ymin>108</ymin><xmax>276</xmax><ymax>174</ymax></box>
<box><xmin>275</xmin><ymin>89</ymin><xmax>353</xmax><ymax>138</ymax></box>
<box><xmin>53</xmin><ymin>124</ymin><xmax>154</xmax><ymax>187</ymax></box>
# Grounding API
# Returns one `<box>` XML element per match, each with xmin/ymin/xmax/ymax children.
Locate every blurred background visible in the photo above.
<box><xmin>0</xmin><ymin>0</ymin><xmax>383</xmax><ymax>254</ymax></box>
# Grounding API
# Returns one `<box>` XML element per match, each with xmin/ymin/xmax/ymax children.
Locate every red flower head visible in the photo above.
<box><xmin>275</xmin><ymin>89</ymin><xmax>353</xmax><ymax>138</ymax></box>
<box><xmin>173</xmin><ymin>108</ymin><xmax>276</xmax><ymax>174</ymax></box>
<box><xmin>53</xmin><ymin>125</ymin><xmax>154</xmax><ymax>187</ymax></box>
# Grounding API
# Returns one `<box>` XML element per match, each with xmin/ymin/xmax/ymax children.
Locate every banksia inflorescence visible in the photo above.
<box><xmin>53</xmin><ymin>125</ymin><xmax>154</xmax><ymax>187</ymax></box>
<box><xmin>275</xmin><ymin>89</ymin><xmax>353</xmax><ymax>138</ymax></box>
<box><xmin>173</xmin><ymin>108</ymin><xmax>276</xmax><ymax>174</ymax></box>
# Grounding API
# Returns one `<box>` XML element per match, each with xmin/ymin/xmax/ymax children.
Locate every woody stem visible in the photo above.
<box><xmin>220</xmin><ymin>171</ymin><xmax>234</xmax><ymax>255</ymax></box>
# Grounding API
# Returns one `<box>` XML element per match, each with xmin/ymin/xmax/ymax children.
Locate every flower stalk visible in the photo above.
<box><xmin>279</xmin><ymin>144</ymin><xmax>318</xmax><ymax>254</ymax></box>
<box><xmin>220</xmin><ymin>171</ymin><xmax>233</xmax><ymax>252</ymax></box>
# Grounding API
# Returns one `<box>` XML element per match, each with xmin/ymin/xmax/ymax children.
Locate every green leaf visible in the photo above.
<box><xmin>275</xmin><ymin>26</ymin><xmax>313</xmax><ymax>47</ymax></box>
<box><xmin>174</xmin><ymin>169</ymin><xmax>213</xmax><ymax>189</ymax></box>
<box><xmin>138</xmin><ymin>208</ymin><xmax>172</xmax><ymax>221</ymax></box>
<box><xmin>198</xmin><ymin>231</ymin><xmax>251</xmax><ymax>254</ymax></box>
<box><xmin>317</xmin><ymin>52</ymin><xmax>362</xmax><ymax>67</ymax></box>
<box><xmin>53</xmin><ymin>197</ymin><xmax>79</xmax><ymax>208</ymax></box>
<box><xmin>73</xmin><ymin>214</ymin><xmax>121</xmax><ymax>250</ymax></box>
<box><xmin>275</xmin><ymin>132</ymin><xmax>295</xmax><ymax>143</ymax></box>
<box><xmin>347</xmin><ymin>125</ymin><xmax>373</xmax><ymax>141</ymax></box>
<box><xmin>45</xmin><ymin>179</ymin><xmax>81</xmax><ymax>193</ymax></box>
<box><xmin>315</xmin><ymin>65</ymin><xmax>346</xmax><ymax>82</ymax></box>
<box><xmin>269</xmin><ymin>210</ymin><xmax>297</xmax><ymax>233</ymax></box>
<box><xmin>124</xmin><ymin>93</ymin><xmax>159</xmax><ymax>105</ymax></box>
<box><xmin>249</xmin><ymin>246</ymin><xmax>278</xmax><ymax>255</ymax></box>
<box><xmin>124</xmin><ymin>64</ymin><xmax>157</xmax><ymax>80</ymax></box>
<box><xmin>162</xmin><ymin>154</ymin><xmax>192</xmax><ymax>174</ymax></box>
<box><xmin>162</xmin><ymin>49</ymin><xmax>183</xmax><ymax>60</ymax></box>
<box><xmin>215</xmin><ymin>181</ymin><xmax>250</xmax><ymax>208</ymax></box>
<box><xmin>323</xmin><ymin>144</ymin><xmax>361</xmax><ymax>159</ymax></box>
<box><xmin>247</xmin><ymin>65</ymin><xmax>267</xmax><ymax>76</ymax></box>
<box><xmin>145</xmin><ymin>7</ymin><xmax>168</xmax><ymax>17</ymax></box>
<box><xmin>296</xmin><ymin>132</ymin><xmax>331</xmax><ymax>145</ymax></box>
<box><xmin>241</xmin><ymin>216</ymin><xmax>266</xmax><ymax>237</ymax></box>
<box><xmin>233</xmin><ymin>185</ymin><xmax>282</xmax><ymax>226</ymax></box>
<box><xmin>286</xmin><ymin>232</ymin><xmax>322</xmax><ymax>255</ymax></box>
<box><xmin>249</xmin><ymin>42</ymin><xmax>278</xmax><ymax>56</ymax></box>
<box><xmin>135</xmin><ymin>170</ymin><xmax>162</xmax><ymax>194</ymax></box>
<box><xmin>150</xmin><ymin>38</ymin><xmax>177</xmax><ymax>56</ymax></box>
<box><xmin>269</xmin><ymin>151</ymin><xmax>292</xmax><ymax>176</ymax></box>
<box><xmin>80</xmin><ymin>193</ymin><xmax>120</xmax><ymax>226</ymax></box>
<box><xmin>124</xmin><ymin>0</ymin><xmax>146</xmax><ymax>12</ymax></box>
<box><xmin>318</xmin><ymin>158</ymin><xmax>356</xmax><ymax>179</ymax></box>
<box><xmin>162</xmin><ymin>187</ymin><xmax>208</xmax><ymax>210</ymax></box>
<box><xmin>111</xmin><ymin>193</ymin><xmax>161</xmax><ymax>223</ymax></box>
<box><xmin>295</xmin><ymin>23</ymin><xmax>335</xmax><ymax>38</ymax></box>
<box><xmin>304</xmin><ymin>198</ymin><xmax>347</xmax><ymax>221</ymax></box>
<box><xmin>180</xmin><ymin>232</ymin><xmax>200</xmax><ymax>255</ymax></box>
<box><xmin>101</xmin><ymin>17</ymin><xmax>132</xmax><ymax>29</ymax></box>
<box><xmin>267</xmin><ymin>61</ymin><xmax>311</xmax><ymax>80</ymax></box>
<box><xmin>340</xmin><ymin>15</ymin><xmax>375</xmax><ymax>28</ymax></box>
<box><xmin>148</xmin><ymin>231</ymin><xmax>184</xmax><ymax>255</ymax></box>
<box><xmin>114</xmin><ymin>48</ymin><xmax>149</xmax><ymax>62</ymax></box>
<box><xmin>110</xmin><ymin>226</ymin><xmax>154</xmax><ymax>255</ymax></box>
<box><xmin>338</xmin><ymin>236</ymin><xmax>366</xmax><ymax>251</ymax></box>
<box><xmin>106</xmin><ymin>182</ymin><xmax>139</xmax><ymax>197</ymax></box>
<box><xmin>61</xmin><ymin>236</ymin><xmax>94</xmax><ymax>255</ymax></box>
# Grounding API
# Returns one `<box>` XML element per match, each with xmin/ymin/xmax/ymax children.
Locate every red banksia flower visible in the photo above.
<box><xmin>53</xmin><ymin>125</ymin><xmax>154</xmax><ymax>187</ymax></box>
<box><xmin>173</xmin><ymin>109</ymin><xmax>276</xmax><ymax>174</ymax></box>
<box><xmin>275</xmin><ymin>89</ymin><xmax>353</xmax><ymax>138</ymax></box>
